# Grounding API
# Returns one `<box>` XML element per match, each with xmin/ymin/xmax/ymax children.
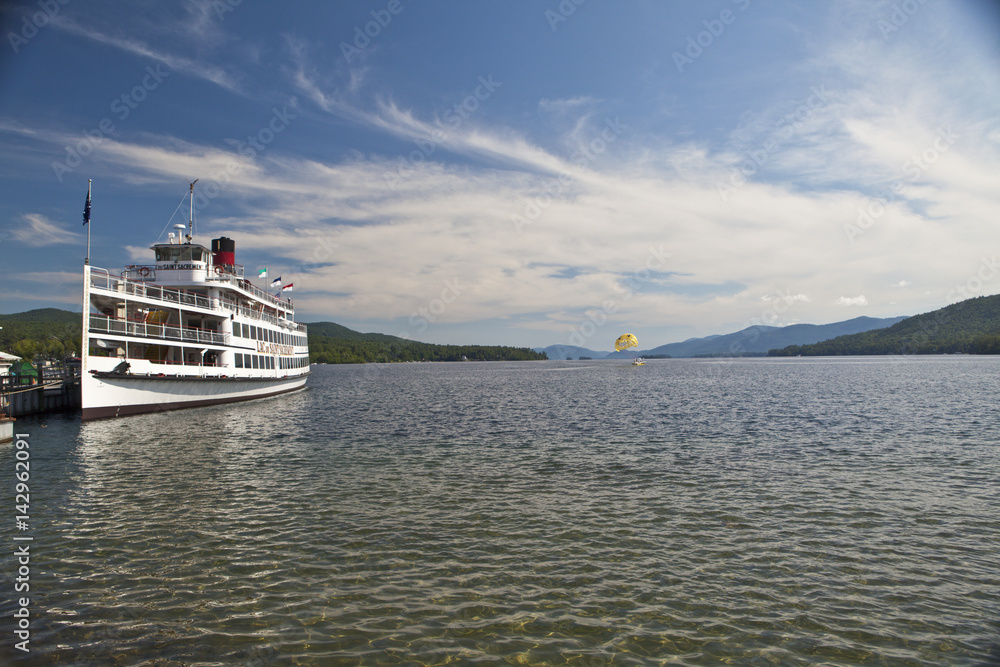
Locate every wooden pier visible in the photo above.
<box><xmin>1</xmin><ymin>363</ymin><xmax>81</xmax><ymax>418</ymax></box>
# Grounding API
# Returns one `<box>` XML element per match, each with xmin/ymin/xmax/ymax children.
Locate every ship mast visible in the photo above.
<box><xmin>186</xmin><ymin>178</ymin><xmax>198</xmax><ymax>244</ymax></box>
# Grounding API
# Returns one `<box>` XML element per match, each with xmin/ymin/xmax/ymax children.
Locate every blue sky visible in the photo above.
<box><xmin>1</xmin><ymin>0</ymin><xmax>998</xmax><ymax>349</ymax></box>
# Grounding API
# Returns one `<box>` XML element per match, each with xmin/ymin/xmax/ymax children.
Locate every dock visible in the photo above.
<box><xmin>1</xmin><ymin>363</ymin><xmax>81</xmax><ymax>419</ymax></box>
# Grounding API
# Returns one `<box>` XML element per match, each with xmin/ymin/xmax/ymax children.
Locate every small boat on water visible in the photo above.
<box><xmin>80</xmin><ymin>183</ymin><xmax>310</xmax><ymax>420</ymax></box>
<box><xmin>632</xmin><ymin>358</ymin><xmax>645</xmax><ymax>366</ymax></box>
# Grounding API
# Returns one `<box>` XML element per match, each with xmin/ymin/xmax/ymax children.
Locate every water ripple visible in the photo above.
<box><xmin>2</xmin><ymin>357</ymin><xmax>999</xmax><ymax>665</ymax></box>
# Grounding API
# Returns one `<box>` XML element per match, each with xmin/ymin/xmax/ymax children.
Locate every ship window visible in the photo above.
<box><xmin>235</xmin><ymin>354</ymin><xmax>243</xmax><ymax>369</ymax></box>
<box><xmin>250</xmin><ymin>325</ymin><xmax>257</xmax><ymax>340</ymax></box>
<box><xmin>191</xmin><ymin>248</ymin><xmax>203</xmax><ymax>262</ymax></box>
<box><xmin>242</xmin><ymin>323</ymin><xmax>249</xmax><ymax>338</ymax></box>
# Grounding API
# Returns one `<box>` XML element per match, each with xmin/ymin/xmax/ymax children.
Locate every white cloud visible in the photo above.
<box><xmin>18</xmin><ymin>271</ymin><xmax>81</xmax><ymax>284</ymax></box>
<box><xmin>836</xmin><ymin>295</ymin><xmax>868</xmax><ymax>307</ymax></box>
<box><xmin>51</xmin><ymin>16</ymin><xmax>245</xmax><ymax>94</ymax></box>
<box><xmin>10</xmin><ymin>214</ymin><xmax>84</xmax><ymax>247</ymax></box>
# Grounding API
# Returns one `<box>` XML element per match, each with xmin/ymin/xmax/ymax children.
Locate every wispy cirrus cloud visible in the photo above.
<box><xmin>50</xmin><ymin>16</ymin><xmax>245</xmax><ymax>95</ymax></box>
<box><xmin>10</xmin><ymin>214</ymin><xmax>84</xmax><ymax>246</ymax></box>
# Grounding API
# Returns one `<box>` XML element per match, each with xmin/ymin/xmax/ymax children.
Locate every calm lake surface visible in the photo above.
<box><xmin>2</xmin><ymin>356</ymin><xmax>999</xmax><ymax>666</ymax></box>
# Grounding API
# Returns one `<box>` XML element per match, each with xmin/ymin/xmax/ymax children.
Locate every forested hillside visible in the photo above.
<box><xmin>306</xmin><ymin>322</ymin><xmax>546</xmax><ymax>363</ymax></box>
<box><xmin>0</xmin><ymin>309</ymin><xmax>81</xmax><ymax>359</ymax></box>
<box><xmin>770</xmin><ymin>295</ymin><xmax>1000</xmax><ymax>356</ymax></box>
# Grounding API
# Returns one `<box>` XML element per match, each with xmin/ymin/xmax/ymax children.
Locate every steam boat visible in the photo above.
<box><xmin>80</xmin><ymin>189</ymin><xmax>309</xmax><ymax>420</ymax></box>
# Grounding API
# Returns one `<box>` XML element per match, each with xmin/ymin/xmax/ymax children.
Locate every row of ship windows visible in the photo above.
<box><xmin>234</xmin><ymin>353</ymin><xmax>309</xmax><ymax>370</ymax></box>
<box><xmin>235</xmin><ymin>322</ymin><xmax>306</xmax><ymax>347</ymax></box>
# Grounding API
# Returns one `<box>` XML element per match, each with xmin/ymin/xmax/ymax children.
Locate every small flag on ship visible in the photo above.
<box><xmin>83</xmin><ymin>188</ymin><xmax>91</xmax><ymax>226</ymax></box>
<box><xmin>258</xmin><ymin>268</ymin><xmax>267</xmax><ymax>278</ymax></box>
<box><xmin>270</xmin><ymin>277</ymin><xmax>281</xmax><ymax>288</ymax></box>
<box><xmin>282</xmin><ymin>283</ymin><xmax>293</xmax><ymax>292</ymax></box>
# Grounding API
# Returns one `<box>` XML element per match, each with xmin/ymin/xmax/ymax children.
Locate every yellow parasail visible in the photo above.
<box><xmin>615</xmin><ymin>333</ymin><xmax>638</xmax><ymax>352</ymax></box>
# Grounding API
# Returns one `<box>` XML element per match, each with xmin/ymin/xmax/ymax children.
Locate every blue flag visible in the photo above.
<box><xmin>83</xmin><ymin>189</ymin><xmax>91</xmax><ymax>226</ymax></box>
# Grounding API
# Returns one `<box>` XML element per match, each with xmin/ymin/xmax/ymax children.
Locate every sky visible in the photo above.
<box><xmin>0</xmin><ymin>0</ymin><xmax>998</xmax><ymax>350</ymax></box>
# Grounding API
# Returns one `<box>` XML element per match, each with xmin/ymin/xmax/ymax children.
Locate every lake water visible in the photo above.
<box><xmin>2</xmin><ymin>356</ymin><xmax>999</xmax><ymax>666</ymax></box>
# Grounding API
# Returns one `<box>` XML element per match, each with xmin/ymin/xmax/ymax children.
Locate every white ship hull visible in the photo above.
<box><xmin>80</xmin><ymin>367</ymin><xmax>307</xmax><ymax>420</ymax></box>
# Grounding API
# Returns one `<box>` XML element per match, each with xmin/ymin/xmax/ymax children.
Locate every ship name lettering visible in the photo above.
<box><xmin>256</xmin><ymin>342</ymin><xmax>293</xmax><ymax>355</ymax></box>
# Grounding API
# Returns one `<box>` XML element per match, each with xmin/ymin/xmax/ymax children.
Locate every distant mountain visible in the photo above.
<box><xmin>644</xmin><ymin>316</ymin><xmax>906</xmax><ymax>358</ymax></box>
<box><xmin>536</xmin><ymin>316</ymin><xmax>906</xmax><ymax>360</ymax></box>
<box><xmin>532</xmin><ymin>344</ymin><xmax>610</xmax><ymax>360</ymax></box>
<box><xmin>770</xmin><ymin>295</ymin><xmax>1000</xmax><ymax>356</ymax></box>
<box><xmin>305</xmin><ymin>321</ymin><xmax>407</xmax><ymax>343</ymax></box>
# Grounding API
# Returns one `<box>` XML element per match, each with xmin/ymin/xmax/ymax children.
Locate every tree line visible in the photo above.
<box><xmin>308</xmin><ymin>334</ymin><xmax>546</xmax><ymax>364</ymax></box>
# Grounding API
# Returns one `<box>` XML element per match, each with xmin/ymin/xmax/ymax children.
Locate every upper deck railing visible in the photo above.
<box><xmin>89</xmin><ymin>313</ymin><xmax>229</xmax><ymax>346</ymax></box>
<box><xmin>89</xmin><ymin>267</ymin><xmax>306</xmax><ymax>333</ymax></box>
<box><xmin>92</xmin><ymin>268</ymin><xmax>214</xmax><ymax>309</ymax></box>
<box><xmin>205</xmin><ymin>268</ymin><xmax>295</xmax><ymax>313</ymax></box>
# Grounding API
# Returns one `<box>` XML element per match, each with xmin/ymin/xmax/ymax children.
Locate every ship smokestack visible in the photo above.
<box><xmin>211</xmin><ymin>237</ymin><xmax>235</xmax><ymax>267</ymax></box>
